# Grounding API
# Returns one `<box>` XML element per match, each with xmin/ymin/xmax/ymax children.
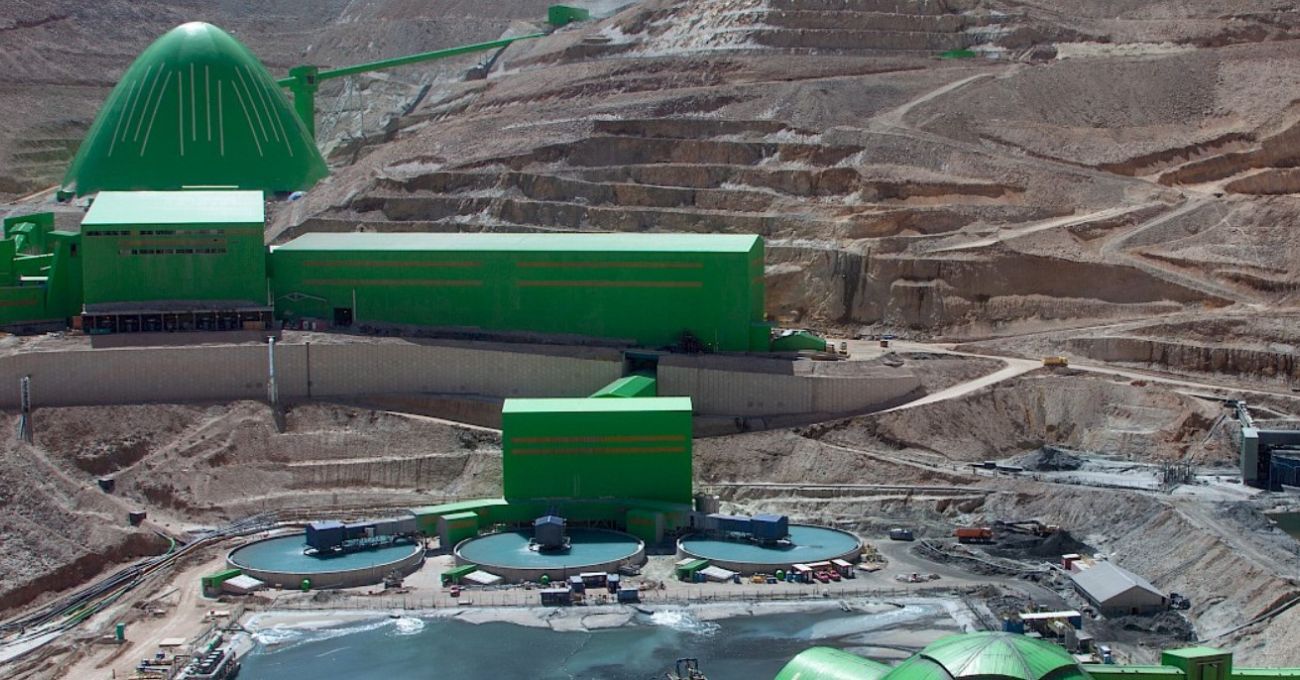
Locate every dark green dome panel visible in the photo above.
<box><xmin>63</xmin><ymin>22</ymin><xmax>327</xmax><ymax>196</ymax></box>
<box><xmin>908</xmin><ymin>632</ymin><xmax>1092</xmax><ymax>680</ymax></box>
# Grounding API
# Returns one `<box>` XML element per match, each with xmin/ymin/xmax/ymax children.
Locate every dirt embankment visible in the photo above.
<box><xmin>1</xmin><ymin>400</ymin><xmax>500</xmax><ymax>615</ymax></box>
<box><xmin>811</xmin><ymin>373</ymin><xmax>1234</xmax><ymax>464</ymax></box>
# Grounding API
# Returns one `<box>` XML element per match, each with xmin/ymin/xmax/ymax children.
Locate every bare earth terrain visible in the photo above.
<box><xmin>3</xmin><ymin>0</ymin><xmax>1300</xmax><ymax>676</ymax></box>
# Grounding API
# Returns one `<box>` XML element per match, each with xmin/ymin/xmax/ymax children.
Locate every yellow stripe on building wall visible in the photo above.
<box><xmin>517</xmin><ymin>280</ymin><xmax>702</xmax><ymax>288</ymax></box>
<box><xmin>517</xmin><ymin>261</ymin><xmax>703</xmax><ymax>269</ymax></box>
<box><xmin>302</xmin><ymin>278</ymin><xmax>483</xmax><ymax>287</ymax></box>
<box><xmin>304</xmin><ymin>260</ymin><xmax>481</xmax><ymax>268</ymax></box>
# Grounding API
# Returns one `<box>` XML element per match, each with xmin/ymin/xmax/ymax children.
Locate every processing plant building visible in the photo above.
<box><xmin>269</xmin><ymin>232</ymin><xmax>767</xmax><ymax>351</ymax></box>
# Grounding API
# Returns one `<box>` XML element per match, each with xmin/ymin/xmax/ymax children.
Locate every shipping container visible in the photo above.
<box><xmin>201</xmin><ymin>569</ymin><xmax>243</xmax><ymax>597</ymax></box>
<box><xmin>674</xmin><ymin>559</ymin><xmax>711</xmax><ymax>581</ymax></box>
<box><xmin>568</xmin><ymin>575</ymin><xmax>587</xmax><ymax>593</ymax></box>
<box><xmin>441</xmin><ymin>564</ymin><xmax>479</xmax><ymax>586</ymax></box>
<box><xmin>606</xmin><ymin>573</ymin><xmax>621</xmax><ymax>593</ymax></box>
<box><xmin>616</xmin><ymin>587</ymin><xmax>640</xmax><ymax>604</ymax></box>
<box><xmin>580</xmin><ymin>572</ymin><xmax>607</xmax><ymax>588</ymax></box>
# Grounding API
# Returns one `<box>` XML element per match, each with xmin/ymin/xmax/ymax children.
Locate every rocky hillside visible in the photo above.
<box><xmin>271</xmin><ymin>0</ymin><xmax>1299</xmax><ymax>338</ymax></box>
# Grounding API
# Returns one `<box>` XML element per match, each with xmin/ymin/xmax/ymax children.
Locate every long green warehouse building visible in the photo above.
<box><xmin>268</xmin><ymin>232</ymin><xmax>767</xmax><ymax>352</ymax></box>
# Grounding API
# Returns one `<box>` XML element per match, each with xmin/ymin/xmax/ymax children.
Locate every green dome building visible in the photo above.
<box><xmin>63</xmin><ymin>22</ymin><xmax>327</xmax><ymax>196</ymax></box>
<box><xmin>778</xmin><ymin>632</ymin><xmax>1092</xmax><ymax>680</ymax></box>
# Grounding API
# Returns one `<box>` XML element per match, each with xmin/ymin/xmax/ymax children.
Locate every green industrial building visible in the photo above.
<box><xmin>500</xmin><ymin>396</ymin><xmax>694</xmax><ymax>505</ymax></box>
<box><xmin>79</xmin><ymin>191</ymin><xmax>272</xmax><ymax>333</ymax></box>
<box><xmin>62</xmin><ymin>22</ymin><xmax>326</xmax><ymax>196</ymax></box>
<box><xmin>0</xmin><ymin>213</ymin><xmax>82</xmax><ymax>328</ymax></box>
<box><xmin>268</xmin><ymin>232</ymin><xmax>767</xmax><ymax>351</ymax></box>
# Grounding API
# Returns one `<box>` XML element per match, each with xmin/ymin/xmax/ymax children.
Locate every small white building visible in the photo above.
<box><xmin>221</xmin><ymin>575</ymin><xmax>266</xmax><ymax>595</ymax></box>
<box><xmin>1070</xmin><ymin>561</ymin><xmax>1166</xmax><ymax>615</ymax></box>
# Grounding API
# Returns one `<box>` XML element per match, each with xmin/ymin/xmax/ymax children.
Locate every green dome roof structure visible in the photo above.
<box><xmin>776</xmin><ymin>647</ymin><xmax>893</xmax><ymax>680</ymax></box>
<box><xmin>778</xmin><ymin>633</ymin><xmax>1093</xmax><ymax>680</ymax></box>
<box><xmin>900</xmin><ymin>633</ymin><xmax>1091</xmax><ymax>680</ymax></box>
<box><xmin>63</xmin><ymin>22</ymin><xmax>327</xmax><ymax>196</ymax></box>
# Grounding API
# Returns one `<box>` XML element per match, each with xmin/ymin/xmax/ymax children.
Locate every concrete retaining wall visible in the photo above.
<box><xmin>0</xmin><ymin>340</ymin><xmax>921</xmax><ymax>420</ymax></box>
<box><xmin>0</xmin><ymin>341</ymin><xmax>622</xmax><ymax>409</ymax></box>
<box><xmin>659</xmin><ymin>357</ymin><xmax>921</xmax><ymax>417</ymax></box>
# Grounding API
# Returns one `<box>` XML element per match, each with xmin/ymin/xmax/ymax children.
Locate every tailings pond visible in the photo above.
<box><xmin>240</xmin><ymin>598</ymin><xmax>967</xmax><ymax>679</ymax></box>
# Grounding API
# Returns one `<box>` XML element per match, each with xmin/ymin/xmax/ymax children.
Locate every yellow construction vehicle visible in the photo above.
<box><xmin>1042</xmin><ymin>356</ymin><xmax>1069</xmax><ymax>368</ymax></box>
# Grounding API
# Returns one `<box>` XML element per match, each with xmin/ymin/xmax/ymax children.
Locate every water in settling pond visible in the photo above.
<box><xmin>228</xmin><ymin>534</ymin><xmax>420</xmax><ymax>574</ymax></box>
<box><xmin>456</xmin><ymin>528</ymin><xmax>642</xmax><ymax>569</ymax></box>
<box><xmin>679</xmin><ymin>525</ymin><xmax>861</xmax><ymax>566</ymax></box>
<box><xmin>240</xmin><ymin>600</ymin><xmax>962</xmax><ymax>680</ymax></box>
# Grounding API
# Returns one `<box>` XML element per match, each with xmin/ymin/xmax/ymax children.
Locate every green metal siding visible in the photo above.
<box><xmin>0</xmin><ymin>220</ymin><xmax>82</xmax><ymax>327</ymax></box>
<box><xmin>500</xmin><ymin>397</ymin><xmax>693</xmax><ymax>504</ymax></box>
<box><xmin>81</xmin><ymin>191</ymin><xmax>266</xmax><ymax>305</ymax></box>
<box><xmin>269</xmin><ymin>233</ymin><xmax>764</xmax><ymax>351</ymax></box>
<box><xmin>1232</xmin><ymin>671</ymin><xmax>1300</xmax><ymax>680</ymax></box>
<box><xmin>1085</xmin><ymin>667</ymin><xmax>1187</xmax><ymax>680</ymax></box>
<box><xmin>440</xmin><ymin>511</ymin><xmax>480</xmax><ymax>547</ymax></box>
<box><xmin>626</xmin><ymin>508</ymin><xmax>664</xmax><ymax>544</ymax></box>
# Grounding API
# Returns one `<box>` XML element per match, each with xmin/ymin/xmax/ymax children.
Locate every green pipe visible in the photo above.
<box><xmin>276</xmin><ymin>33</ymin><xmax>545</xmax><ymax>139</ymax></box>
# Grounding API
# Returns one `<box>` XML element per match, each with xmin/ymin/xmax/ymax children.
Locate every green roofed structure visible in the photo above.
<box><xmin>500</xmin><ymin>397</ymin><xmax>693</xmax><ymax>505</ymax></box>
<box><xmin>269</xmin><ymin>232</ymin><xmax>767</xmax><ymax>351</ymax></box>
<box><xmin>63</xmin><ymin>22</ymin><xmax>327</xmax><ymax>196</ymax></box>
<box><xmin>590</xmin><ymin>373</ymin><xmax>657</xmax><ymax>398</ymax></box>
<box><xmin>901</xmin><ymin>632</ymin><xmax>1091</xmax><ymax>680</ymax></box>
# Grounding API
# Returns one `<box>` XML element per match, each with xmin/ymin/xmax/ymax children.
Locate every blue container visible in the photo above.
<box><xmin>751</xmin><ymin>514</ymin><xmax>789</xmax><ymax>540</ymax></box>
<box><xmin>568</xmin><ymin>575</ymin><xmax>586</xmax><ymax>593</ymax></box>
<box><xmin>706</xmin><ymin>513</ymin><xmax>752</xmax><ymax>534</ymax></box>
<box><xmin>305</xmin><ymin>521</ymin><xmax>345</xmax><ymax>551</ymax></box>
<box><xmin>1002</xmin><ymin>618</ymin><xmax>1025</xmax><ymax>634</ymax></box>
<box><xmin>342</xmin><ymin>522</ymin><xmax>374</xmax><ymax>540</ymax></box>
<box><xmin>617</xmin><ymin>587</ymin><xmax>640</xmax><ymax>603</ymax></box>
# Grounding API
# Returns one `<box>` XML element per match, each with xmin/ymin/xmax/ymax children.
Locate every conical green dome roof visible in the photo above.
<box><xmin>883</xmin><ymin>633</ymin><xmax>1091</xmax><ymax>680</ymax></box>
<box><xmin>63</xmin><ymin>22</ymin><xmax>327</xmax><ymax>196</ymax></box>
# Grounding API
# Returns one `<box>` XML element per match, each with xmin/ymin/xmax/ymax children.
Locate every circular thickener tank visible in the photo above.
<box><xmin>677</xmin><ymin>525</ymin><xmax>862</xmax><ymax>574</ymax></box>
<box><xmin>228</xmin><ymin>533</ymin><xmax>424</xmax><ymax>589</ymax></box>
<box><xmin>454</xmin><ymin>528</ymin><xmax>645</xmax><ymax>583</ymax></box>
